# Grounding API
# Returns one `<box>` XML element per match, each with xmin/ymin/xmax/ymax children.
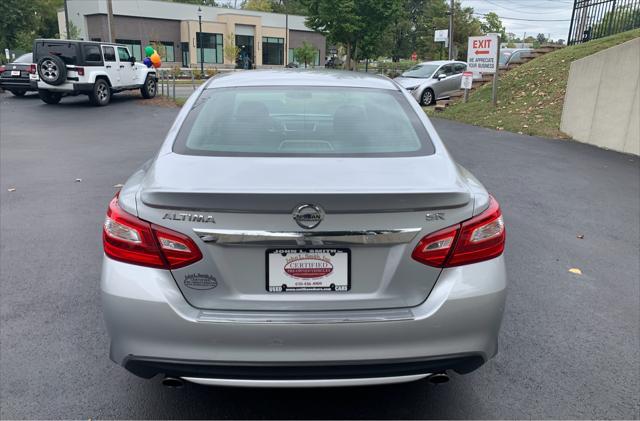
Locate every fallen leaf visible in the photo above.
<box><xmin>569</xmin><ymin>268</ymin><xmax>582</xmax><ymax>275</ymax></box>
<box><xmin>7</xmin><ymin>187</ymin><xmax>16</xmax><ymax>192</ymax></box>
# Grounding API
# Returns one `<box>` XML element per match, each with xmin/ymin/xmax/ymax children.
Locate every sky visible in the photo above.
<box><xmin>217</xmin><ymin>0</ymin><xmax>575</xmax><ymax>42</ymax></box>
<box><xmin>460</xmin><ymin>0</ymin><xmax>575</xmax><ymax>41</ymax></box>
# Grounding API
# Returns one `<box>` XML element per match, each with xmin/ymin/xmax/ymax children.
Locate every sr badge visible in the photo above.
<box><xmin>184</xmin><ymin>273</ymin><xmax>218</xmax><ymax>290</ymax></box>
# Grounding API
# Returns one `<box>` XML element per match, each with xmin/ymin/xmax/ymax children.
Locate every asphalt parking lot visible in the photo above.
<box><xmin>1</xmin><ymin>91</ymin><xmax>638</xmax><ymax>419</ymax></box>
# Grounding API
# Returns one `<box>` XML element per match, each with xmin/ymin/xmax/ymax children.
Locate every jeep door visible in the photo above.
<box><xmin>116</xmin><ymin>47</ymin><xmax>136</xmax><ymax>86</ymax></box>
<box><xmin>101</xmin><ymin>46</ymin><xmax>120</xmax><ymax>85</ymax></box>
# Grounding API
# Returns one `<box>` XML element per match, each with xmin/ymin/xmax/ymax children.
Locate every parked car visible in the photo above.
<box><xmin>499</xmin><ymin>48</ymin><xmax>533</xmax><ymax>68</ymax></box>
<box><xmin>33</xmin><ymin>39</ymin><xmax>157</xmax><ymax>106</ymax></box>
<box><xmin>0</xmin><ymin>53</ymin><xmax>36</xmax><ymax>96</ymax></box>
<box><xmin>393</xmin><ymin>60</ymin><xmax>468</xmax><ymax>105</ymax></box>
<box><xmin>101</xmin><ymin>70</ymin><xmax>507</xmax><ymax>388</ymax></box>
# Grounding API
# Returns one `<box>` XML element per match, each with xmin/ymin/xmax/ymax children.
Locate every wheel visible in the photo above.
<box><xmin>9</xmin><ymin>89</ymin><xmax>26</xmax><ymax>97</ymax></box>
<box><xmin>37</xmin><ymin>55</ymin><xmax>67</xmax><ymax>86</ymax></box>
<box><xmin>38</xmin><ymin>90</ymin><xmax>62</xmax><ymax>104</ymax></box>
<box><xmin>89</xmin><ymin>79</ymin><xmax>111</xmax><ymax>106</ymax></box>
<box><xmin>421</xmin><ymin>88</ymin><xmax>435</xmax><ymax>106</ymax></box>
<box><xmin>140</xmin><ymin>75</ymin><xmax>157</xmax><ymax>99</ymax></box>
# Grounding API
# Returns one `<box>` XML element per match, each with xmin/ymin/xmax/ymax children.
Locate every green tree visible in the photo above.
<box><xmin>224</xmin><ymin>32</ymin><xmax>240</xmax><ymax>64</ymax></box>
<box><xmin>0</xmin><ymin>0</ymin><xmax>65</xmax><ymax>53</ymax></box>
<box><xmin>242</xmin><ymin>0</ymin><xmax>273</xmax><ymax>12</ymax></box>
<box><xmin>481</xmin><ymin>12</ymin><xmax>506</xmax><ymax>41</ymax></box>
<box><xmin>293</xmin><ymin>41</ymin><xmax>316</xmax><ymax>67</ymax></box>
<box><xmin>536</xmin><ymin>33</ymin><xmax>547</xmax><ymax>44</ymax></box>
<box><xmin>305</xmin><ymin>0</ymin><xmax>400</xmax><ymax>69</ymax></box>
<box><xmin>66</xmin><ymin>21</ymin><xmax>80</xmax><ymax>40</ymax></box>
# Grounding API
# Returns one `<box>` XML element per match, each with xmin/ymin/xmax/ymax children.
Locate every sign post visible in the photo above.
<box><xmin>460</xmin><ymin>71</ymin><xmax>473</xmax><ymax>103</ymax></box>
<box><xmin>467</xmin><ymin>34</ymin><xmax>500</xmax><ymax>106</ymax></box>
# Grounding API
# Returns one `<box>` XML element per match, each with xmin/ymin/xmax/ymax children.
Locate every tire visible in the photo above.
<box><xmin>38</xmin><ymin>90</ymin><xmax>62</xmax><ymax>104</ymax></box>
<box><xmin>421</xmin><ymin>88</ymin><xmax>435</xmax><ymax>106</ymax></box>
<box><xmin>9</xmin><ymin>90</ymin><xmax>26</xmax><ymax>97</ymax></box>
<box><xmin>89</xmin><ymin>79</ymin><xmax>111</xmax><ymax>106</ymax></box>
<box><xmin>140</xmin><ymin>75</ymin><xmax>157</xmax><ymax>99</ymax></box>
<box><xmin>37</xmin><ymin>55</ymin><xmax>67</xmax><ymax>86</ymax></box>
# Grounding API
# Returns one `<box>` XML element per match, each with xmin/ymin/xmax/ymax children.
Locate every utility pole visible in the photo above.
<box><xmin>107</xmin><ymin>0</ymin><xmax>115</xmax><ymax>42</ymax></box>
<box><xmin>197</xmin><ymin>7</ymin><xmax>204</xmax><ymax>75</ymax></box>
<box><xmin>448</xmin><ymin>0</ymin><xmax>454</xmax><ymax>60</ymax></box>
<box><xmin>284</xmin><ymin>0</ymin><xmax>289</xmax><ymax>65</ymax></box>
<box><xmin>63</xmin><ymin>0</ymin><xmax>70</xmax><ymax>39</ymax></box>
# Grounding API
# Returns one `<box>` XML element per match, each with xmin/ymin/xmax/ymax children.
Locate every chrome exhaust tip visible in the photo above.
<box><xmin>427</xmin><ymin>373</ymin><xmax>450</xmax><ymax>384</ymax></box>
<box><xmin>161</xmin><ymin>377</ymin><xmax>184</xmax><ymax>388</ymax></box>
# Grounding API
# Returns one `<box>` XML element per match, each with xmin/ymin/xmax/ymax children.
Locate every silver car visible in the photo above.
<box><xmin>394</xmin><ymin>60</ymin><xmax>468</xmax><ymax>105</ymax></box>
<box><xmin>101</xmin><ymin>70</ymin><xmax>507</xmax><ymax>388</ymax></box>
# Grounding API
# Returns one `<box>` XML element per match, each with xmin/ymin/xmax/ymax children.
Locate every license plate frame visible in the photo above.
<box><xmin>11</xmin><ymin>70</ymin><xmax>20</xmax><ymax>76</ymax></box>
<box><xmin>266</xmin><ymin>248</ymin><xmax>351</xmax><ymax>292</ymax></box>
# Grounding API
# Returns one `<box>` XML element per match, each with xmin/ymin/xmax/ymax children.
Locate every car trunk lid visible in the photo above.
<box><xmin>136</xmin><ymin>153</ymin><xmax>473</xmax><ymax>311</ymax></box>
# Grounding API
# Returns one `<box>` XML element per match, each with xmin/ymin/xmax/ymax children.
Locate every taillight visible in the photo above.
<box><xmin>103</xmin><ymin>196</ymin><xmax>202</xmax><ymax>269</ymax></box>
<box><xmin>0</xmin><ymin>65</ymin><xmax>5</xmax><ymax>73</ymax></box>
<box><xmin>412</xmin><ymin>196</ymin><xmax>505</xmax><ymax>268</ymax></box>
<box><xmin>29</xmin><ymin>64</ymin><xmax>36</xmax><ymax>74</ymax></box>
<box><xmin>75</xmin><ymin>67</ymin><xmax>84</xmax><ymax>76</ymax></box>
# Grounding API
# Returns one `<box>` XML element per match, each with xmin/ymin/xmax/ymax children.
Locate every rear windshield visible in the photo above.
<box><xmin>35</xmin><ymin>42</ymin><xmax>77</xmax><ymax>65</ymax></box>
<box><xmin>14</xmin><ymin>53</ymin><xmax>32</xmax><ymax>63</ymax></box>
<box><xmin>173</xmin><ymin>86</ymin><xmax>434</xmax><ymax>157</ymax></box>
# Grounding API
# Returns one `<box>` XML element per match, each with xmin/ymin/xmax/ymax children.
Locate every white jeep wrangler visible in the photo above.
<box><xmin>33</xmin><ymin>39</ymin><xmax>157</xmax><ymax>106</ymax></box>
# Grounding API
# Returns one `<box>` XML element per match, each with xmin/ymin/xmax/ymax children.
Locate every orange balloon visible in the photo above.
<box><xmin>150</xmin><ymin>52</ymin><xmax>161</xmax><ymax>64</ymax></box>
<box><xmin>152</xmin><ymin>60</ymin><xmax>161</xmax><ymax>68</ymax></box>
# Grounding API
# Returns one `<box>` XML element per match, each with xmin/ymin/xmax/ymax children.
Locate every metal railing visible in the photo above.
<box><xmin>568</xmin><ymin>0</ymin><xmax>640</xmax><ymax>45</ymax></box>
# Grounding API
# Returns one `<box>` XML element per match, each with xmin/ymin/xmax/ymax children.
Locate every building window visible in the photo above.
<box><xmin>196</xmin><ymin>32</ymin><xmax>223</xmax><ymax>64</ymax></box>
<box><xmin>151</xmin><ymin>41</ymin><xmax>175</xmax><ymax>62</ymax></box>
<box><xmin>115</xmin><ymin>39</ymin><xmax>142</xmax><ymax>61</ymax></box>
<box><xmin>262</xmin><ymin>37</ymin><xmax>284</xmax><ymax>65</ymax></box>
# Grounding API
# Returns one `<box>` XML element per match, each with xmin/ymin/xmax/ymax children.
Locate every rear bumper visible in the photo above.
<box><xmin>0</xmin><ymin>78</ymin><xmax>34</xmax><ymax>91</ymax></box>
<box><xmin>101</xmin><ymin>255</ymin><xmax>506</xmax><ymax>384</ymax></box>
<box><xmin>37</xmin><ymin>81</ymin><xmax>94</xmax><ymax>93</ymax></box>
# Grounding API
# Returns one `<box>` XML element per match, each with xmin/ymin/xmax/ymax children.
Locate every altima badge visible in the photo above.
<box><xmin>292</xmin><ymin>204</ymin><xmax>324</xmax><ymax>229</ymax></box>
<box><xmin>163</xmin><ymin>213</ymin><xmax>215</xmax><ymax>223</ymax></box>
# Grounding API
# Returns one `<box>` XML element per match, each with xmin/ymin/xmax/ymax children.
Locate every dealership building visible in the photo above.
<box><xmin>58</xmin><ymin>0</ymin><xmax>326</xmax><ymax>68</ymax></box>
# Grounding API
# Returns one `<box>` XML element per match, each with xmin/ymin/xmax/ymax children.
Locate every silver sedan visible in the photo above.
<box><xmin>394</xmin><ymin>60</ymin><xmax>468</xmax><ymax>105</ymax></box>
<box><xmin>101</xmin><ymin>70</ymin><xmax>507</xmax><ymax>388</ymax></box>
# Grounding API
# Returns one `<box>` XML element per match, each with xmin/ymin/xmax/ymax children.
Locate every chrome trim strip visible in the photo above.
<box><xmin>193</xmin><ymin>228</ymin><xmax>421</xmax><ymax>246</ymax></box>
<box><xmin>197</xmin><ymin>308</ymin><xmax>416</xmax><ymax>324</ymax></box>
<box><xmin>182</xmin><ymin>373</ymin><xmax>429</xmax><ymax>388</ymax></box>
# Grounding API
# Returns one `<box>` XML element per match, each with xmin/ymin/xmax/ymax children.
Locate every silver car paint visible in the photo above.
<box><xmin>394</xmin><ymin>61</ymin><xmax>467</xmax><ymax>104</ymax></box>
<box><xmin>104</xmin><ymin>70</ymin><xmax>506</xmax><ymax>386</ymax></box>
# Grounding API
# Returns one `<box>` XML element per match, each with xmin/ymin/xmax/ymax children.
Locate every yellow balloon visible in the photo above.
<box><xmin>150</xmin><ymin>52</ymin><xmax>161</xmax><ymax>64</ymax></box>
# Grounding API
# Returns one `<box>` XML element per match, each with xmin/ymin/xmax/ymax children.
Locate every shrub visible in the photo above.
<box><xmin>205</xmin><ymin>67</ymin><xmax>217</xmax><ymax>78</ymax></box>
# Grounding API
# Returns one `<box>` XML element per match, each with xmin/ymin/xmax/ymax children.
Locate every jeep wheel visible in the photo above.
<box><xmin>89</xmin><ymin>79</ymin><xmax>111</xmax><ymax>106</ymax></box>
<box><xmin>9</xmin><ymin>90</ymin><xmax>26</xmax><ymax>97</ymax></box>
<box><xmin>37</xmin><ymin>55</ymin><xmax>67</xmax><ymax>86</ymax></box>
<box><xmin>141</xmin><ymin>75</ymin><xmax>157</xmax><ymax>99</ymax></box>
<box><xmin>38</xmin><ymin>90</ymin><xmax>62</xmax><ymax>104</ymax></box>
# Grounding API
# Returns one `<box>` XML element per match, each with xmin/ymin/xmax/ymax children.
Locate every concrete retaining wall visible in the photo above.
<box><xmin>561</xmin><ymin>37</ymin><xmax>639</xmax><ymax>155</ymax></box>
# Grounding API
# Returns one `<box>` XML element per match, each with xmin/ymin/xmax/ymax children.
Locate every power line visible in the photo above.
<box><xmin>482</xmin><ymin>0</ymin><xmax>570</xmax><ymax>14</ymax></box>
<box><xmin>474</xmin><ymin>12</ymin><xmax>571</xmax><ymax>21</ymax></box>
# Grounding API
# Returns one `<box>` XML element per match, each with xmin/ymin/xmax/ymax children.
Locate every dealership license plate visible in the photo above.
<box><xmin>11</xmin><ymin>70</ymin><xmax>20</xmax><ymax>76</ymax></box>
<box><xmin>267</xmin><ymin>248</ymin><xmax>350</xmax><ymax>292</ymax></box>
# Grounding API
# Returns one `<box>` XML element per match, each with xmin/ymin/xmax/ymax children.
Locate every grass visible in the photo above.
<box><xmin>430</xmin><ymin>29</ymin><xmax>640</xmax><ymax>138</ymax></box>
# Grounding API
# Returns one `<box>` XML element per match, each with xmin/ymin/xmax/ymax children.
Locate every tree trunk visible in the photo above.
<box><xmin>345</xmin><ymin>42</ymin><xmax>351</xmax><ymax>70</ymax></box>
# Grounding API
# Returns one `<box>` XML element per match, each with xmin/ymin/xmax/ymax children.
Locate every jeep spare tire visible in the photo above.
<box><xmin>37</xmin><ymin>55</ymin><xmax>67</xmax><ymax>86</ymax></box>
